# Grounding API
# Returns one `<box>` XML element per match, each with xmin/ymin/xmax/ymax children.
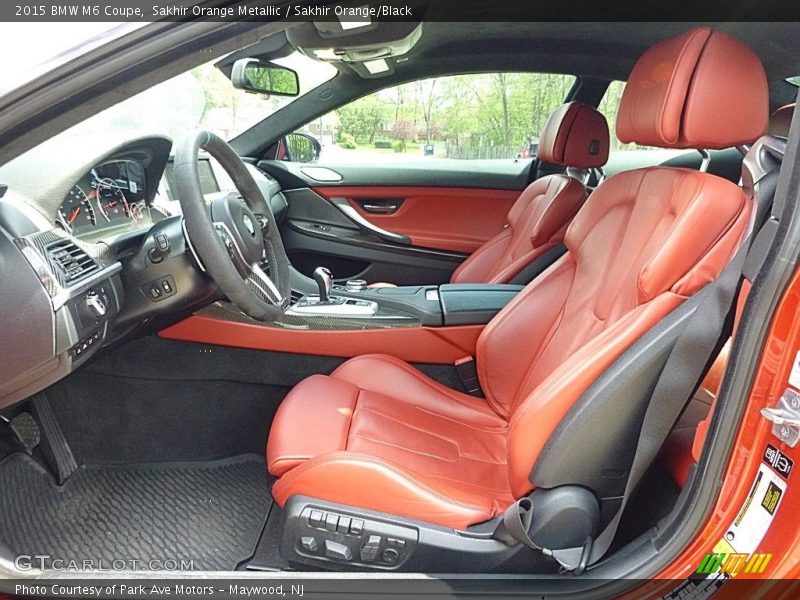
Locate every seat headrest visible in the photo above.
<box><xmin>769</xmin><ymin>103</ymin><xmax>795</xmax><ymax>138</ymax></box>
<box><xmin>537</xmin><ymin>101</ymin><xmax>609</xmax><ymax>169</ymax></box>
<box><xmin>617</xmin><ymin>27</ymin><xmax>768</xmax><ymax>150</ymax></box>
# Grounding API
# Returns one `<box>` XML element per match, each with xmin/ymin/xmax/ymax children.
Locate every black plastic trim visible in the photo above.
<box><xmin>532</xmin><ymin>287</ymin><xmax>711</xmax><ymax>500</ymax></box>
<box><xmin>280</xmin><ymin>495</ymin><xmax>554</xmax><ymax>574</ymax></box>
<box><xmin>439</xmin><ymin>284</ymin><xmax>523</xmax><ymax>326</ymax></box>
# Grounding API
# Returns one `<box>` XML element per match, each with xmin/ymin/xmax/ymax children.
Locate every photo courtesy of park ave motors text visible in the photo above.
<box><xmin>1</xmin><ymin>1</ymin><xmax>800</xmax><ymax>598</ymax></box>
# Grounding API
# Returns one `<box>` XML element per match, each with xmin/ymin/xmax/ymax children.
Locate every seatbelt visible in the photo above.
<box><xmin>494</xmin><ymin>496</ymin><xmax>590</xmax><ymax>572</ymax></box>
<box><xmin>496</xmin><ymin>166</ymin><xmax>780</xmax><ymax>573</ymax></box>
<box><xmin>497</xmin><ymin>242</ymin><xmax>750</xmax><ymax>572</ymax></box>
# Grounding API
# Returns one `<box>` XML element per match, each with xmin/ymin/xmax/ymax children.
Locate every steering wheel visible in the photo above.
<box><xmin>174</xmin><ymin>130</ymin><xmax>291</xmax><ymax>322</ymax></box>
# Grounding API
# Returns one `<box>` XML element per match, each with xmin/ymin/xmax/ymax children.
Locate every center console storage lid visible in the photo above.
<box><xmin>439</xmin><ymin>284</ymin><xmax>524</xmax><ymax>326</ymax></box>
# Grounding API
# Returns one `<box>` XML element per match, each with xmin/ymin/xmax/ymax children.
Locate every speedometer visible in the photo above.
<box><xmin>58</xmin><ymin>186</ymin><xmax>96</xmax><ymax>233</ymax></box>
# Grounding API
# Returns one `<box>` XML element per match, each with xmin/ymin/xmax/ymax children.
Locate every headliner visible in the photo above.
<box><xmin>411</xmin><ymin>22</ymin><xmax>800</xmax><ymax>81</ymax></box>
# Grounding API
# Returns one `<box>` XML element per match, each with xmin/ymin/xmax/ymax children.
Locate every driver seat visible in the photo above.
<box><xmin>267</xmin><ymin>27</ymin><xmax>767</xmax><ymax>530</ymax></box>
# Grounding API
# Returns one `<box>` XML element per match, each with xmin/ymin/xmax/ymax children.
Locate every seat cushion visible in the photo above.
<box><xmin>268</xmin><ymin>354</ymin><xmax>513</xmax><ymax>529</ymax></box>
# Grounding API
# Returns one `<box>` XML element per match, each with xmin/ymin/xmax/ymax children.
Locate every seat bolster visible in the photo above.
<box><xmin>486</xmin><ymin>245</ymin><xmax>557</xmax><ymax>284</ymax></box>
<box><xmin>271</xmin><ymin>451</ymin><xmax>505</xmax><ymax>529</ymax></box>
<box><xmin>267</xmin><ymin>375</ymin><xmax>359</xmax><ymax>477</ymax></box>
<box><xmin>450</xmin><ymin>228</ymin><xmax>513</xmax><ymax>284</ymax></box>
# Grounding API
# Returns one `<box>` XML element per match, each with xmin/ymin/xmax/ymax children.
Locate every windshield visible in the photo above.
<box><xmin>24</xmin><ymin>50</ymin><xmax>336</xmax><ymax>145</ymax></box>
<box><xmin>0</xmin><ymin>22</ymin><xmax>140</xmax><ymax>98</ymax></box>
<box><xmin>71</xmin><ymin>51</ymin><xmax>336</xmax><ymax>142</ymax></box>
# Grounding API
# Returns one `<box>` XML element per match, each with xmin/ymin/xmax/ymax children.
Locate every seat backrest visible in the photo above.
<box><xmin>450</xmin><ymin>102</ymin><xmax>608</xmax><ymax>284</ymax></box>
<box><xmin>472</xmin><ymin>27</ymin><xmax>768</xmax><ymax>497</ymax></box>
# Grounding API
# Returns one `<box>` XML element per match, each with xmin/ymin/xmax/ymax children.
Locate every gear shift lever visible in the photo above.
<box><xmin>313</xmin><ymin>267</ymin><xmax>333</xmax><ymax>303</ymax></box>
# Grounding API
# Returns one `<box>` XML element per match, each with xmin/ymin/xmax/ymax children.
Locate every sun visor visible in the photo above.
<box><xmin>286</xmin><ymin>20</ymin><xmax>423</xmax><ymax>78</ymax></box>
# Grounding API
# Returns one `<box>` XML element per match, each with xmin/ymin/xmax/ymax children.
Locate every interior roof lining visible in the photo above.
<box><xmin>286</xmin><ymin>21</ymin><xmax>800</xmax><ymax>84</ymax></box>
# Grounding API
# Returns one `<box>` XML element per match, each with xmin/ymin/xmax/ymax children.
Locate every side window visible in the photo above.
<box><xmin>300</xmin><ymin>73</ymin><xmax>575</xmax><ymax>163</ymax></box>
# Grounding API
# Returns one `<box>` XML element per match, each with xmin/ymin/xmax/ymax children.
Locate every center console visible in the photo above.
<box><xmin>165</xmin><ymin>266</ymin><xmax>525</xmax><ymax>365</ymax></box>
<box><xmin>286</xmin><ymin>266</ymin><xmax>523</xmax><ymax>327</ymax></box>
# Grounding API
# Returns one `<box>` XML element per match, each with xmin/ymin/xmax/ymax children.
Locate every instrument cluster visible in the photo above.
<box><xmin>57</xmin><ymin>159</ymin><xmax>151</xmax><ymax>240</ymax></box>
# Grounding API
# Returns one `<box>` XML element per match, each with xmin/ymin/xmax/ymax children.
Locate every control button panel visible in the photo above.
<box><xmin>141</xmin><ymin>275</ymin><xmax>177</xmax><ymax>303</ymax></box>
<box><xmin>71</xmin><ymin>282</ymin><xmax>116</xmax><ymax>331</ymax></box>
<box><xmin>289</xmin><ymin>506</ymin><xmax>417</xmax><ymax>569</ymax></box>
<box><xmin>70</xmin><ymin>328</ymin><xmax>103</xmax><ymax>359</ymax></box>
<box><xmin>67</xmin><ymin>280</ymin><xmax>118</xmax><ymax>363</ymax></box>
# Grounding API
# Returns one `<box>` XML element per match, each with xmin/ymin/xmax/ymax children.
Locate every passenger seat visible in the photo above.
<box><xmin>372</xmin><ymin>102</ymin><xmax>609</xmax><ymax>287</ymax></box>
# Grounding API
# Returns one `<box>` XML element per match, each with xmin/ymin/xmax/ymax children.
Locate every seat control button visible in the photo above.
<box><xmin>308</xmin><ymin>510</ymin><xmax>324</xmax><ymax>528</ymax></box>
<box><xmin>324</xmin><ymin>541</ymin><xmax>352</xmax><ymax>562</ymax></box>
<box><xmin>381</xmin><ymin>548</ymin><xmax>400</xmax><ymax>565</ymax></box>
<box><xmin>360</xmin><ymin>535</ymin><xmax>381</xmax><ymax>563</ymax></box>
<box><xmin>325</xmin><ymin>513</ymin><xmax>339</xmax><ymax>531</ymax></box>
<box><xmin>349</xmin><ymin>519</ymin><xmax>364</xmax><ymax>535</ymax></box>
<box><xmin>300</xmin><ymin>536</ymin><xmax>318</xmax><ymax>553</ymax></box>
<box><xmin>337</xmin><ymin>516</ymin><xmax>351</xmax><ymax>534</ymax></box>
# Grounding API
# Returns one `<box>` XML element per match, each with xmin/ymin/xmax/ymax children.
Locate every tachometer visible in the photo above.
<box><xmin>58</xmin><ymin>185</ymin><xmax>96</xmax><ymax>233</ymax></box>
<box><xmin>94</xmin><ymin>178</ymin><xmax>130</xmax><ymax>224</ymax></box>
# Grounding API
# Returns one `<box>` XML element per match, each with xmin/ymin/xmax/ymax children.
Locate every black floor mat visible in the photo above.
<box><xmin>0</xmin><ymin>453</ymin><xmax>273</xmax><ymax>571</ymax></box>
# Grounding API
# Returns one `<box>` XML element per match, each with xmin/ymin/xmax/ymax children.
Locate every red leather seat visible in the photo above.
<box><xmin>370</xmin><ymin>102</ymin><xmax>608</xmax><ymax>289</ymax></box>
<box><xmin>267</xmin><ymin>27</ymin><xmax>767</xmax><ymax>530</ymax></box>
<box><xmin>449</xmin><ymin>102</ymin><xmax>608</xmax><ymax>284</ymax></box>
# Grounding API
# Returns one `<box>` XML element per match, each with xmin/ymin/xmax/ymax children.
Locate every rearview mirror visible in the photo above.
<box><xmin>231</xmin><ymin>58</ymin><xmax>300</xmax><ymax>97</ymax></box>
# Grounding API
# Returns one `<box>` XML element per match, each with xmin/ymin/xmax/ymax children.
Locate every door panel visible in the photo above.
<box><xmin>260</xmin><ymin>160</ymin><xmax>528</xmax><ymax>285</ymax></box>
<box><xmin>281</xmin><ymin>188</ymin><xmax>466</xmax><ymax>285</ymax></box>
<box><xmin>257</xmin><ymin>158</ymin><xmax>533</xmax><ymax>191</ymax></box>
<box><xmin>313</xmin><ymin>186</ymin><xmax>518</xmax><ymax>254</ymax></box>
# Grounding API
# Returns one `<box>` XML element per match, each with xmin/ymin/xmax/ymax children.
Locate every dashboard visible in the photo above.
<box><xmin>0</xmin><ymin>133</ymin><xmax>290</xmax><ymax>411</ymax></box>
<box><xmin>57</xmin><ymin>159</ymin><xmax>154</xmax><ymax>241</ymax></box>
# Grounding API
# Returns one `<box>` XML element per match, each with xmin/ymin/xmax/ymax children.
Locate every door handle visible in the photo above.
<box><xmin>362</xmin><ymin>203</ymin><xmax>399</xmax><ymax>214</ymax></box>
<box><xmin>329</xmin><ymin>197</ymin><xmax>411</xmax><ymax>245</ymax></box>
<box><xmin>356</xmin><ymin>198</ymin><xmax>403</xmax><ymax>215</ymax></box>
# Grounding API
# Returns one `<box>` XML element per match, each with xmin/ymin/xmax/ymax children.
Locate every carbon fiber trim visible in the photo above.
<box><xmin>198</xmin><ymin>301</ymin><xmax>420</xmax><ymax>331</ymax></box>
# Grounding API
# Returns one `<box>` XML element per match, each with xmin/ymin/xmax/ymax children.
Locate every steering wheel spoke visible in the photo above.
<box><xmin>245</xmin><ymin>261</ymin><xmax>283</xmax><ymax>305</ymax></box>
<box><xmin>212</xmin><ymin>221</ymin><xmax>283</xmax><ymax>305</ymax></box>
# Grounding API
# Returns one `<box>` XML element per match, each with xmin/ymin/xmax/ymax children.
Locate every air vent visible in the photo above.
<box><xmin>44</xmin><ymin>239</ymin><xmax>99</xmax><ymax>285</ymax></box>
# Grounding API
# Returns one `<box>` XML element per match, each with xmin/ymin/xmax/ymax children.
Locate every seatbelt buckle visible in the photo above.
<box><xmin>549</xmin><ymin>537</ymin><xmax>593</xmax><ymax>575</ymax></box>
<box><xmin>455</xmin><ymin>356</ymin><xmax>483</xmax><ymax>397</ymax></box>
